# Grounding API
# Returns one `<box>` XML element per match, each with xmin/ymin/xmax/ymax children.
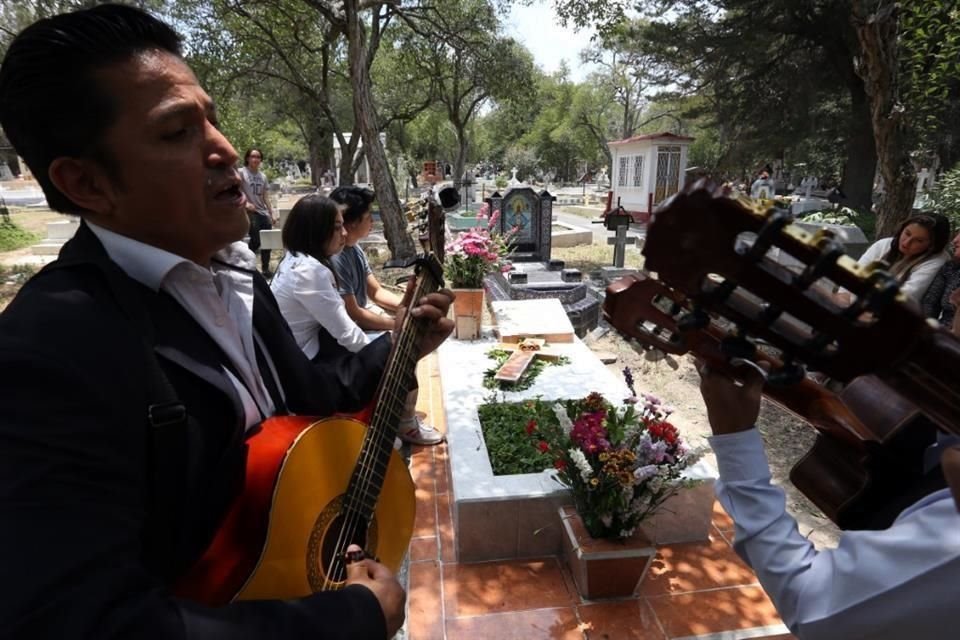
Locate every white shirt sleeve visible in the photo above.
<box><xmin>292</xmin><ymin>259</ymin><xmax>370</xmax><ymax>353</ymax></box>
<box><xmin>900</xmin><ymin>253</ymin><xmax>949</xmax><ymax>302</ymax></box>
<box><xmin>710</xmin><ymin>429</ymin><xmax>960</xmax><ymax>640</ymax></box>
<box><xmin>855</xmin><ymin>237</ymin><xmax>891</xmax><ymax>267</ymax></box>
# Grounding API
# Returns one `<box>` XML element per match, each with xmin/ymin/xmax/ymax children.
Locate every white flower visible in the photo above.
<box><xmin>600</xmin><ymin>513</ymin><xmax>613</xmax><ymax>527</ymax></box>
<box><xmin>553</xmin><ymin>403</ymin><xmax>574</xmax><ymax>435</ymax></box>
<box><xmin>633</xmin><ymin>464</ymin><xmax>658</xmax><ymax>483</ymax></box>
<box><xmin>569</xmin><ymin>448</ymin><xmax>592</xmax><ymax>482</ymax></box>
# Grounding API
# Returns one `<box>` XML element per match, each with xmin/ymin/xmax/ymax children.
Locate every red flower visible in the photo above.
<box><xmin>525</xmin><ymin>419</ymin><xmax>537</xmax><ymax>435</ymax></box>
<box><xmin>537</xmin><ymin>440</ymin><xmax>549</xmax><ymax>453</ymax></box>
<box><xmin>649</xmin><ymin>421</ymin><xmax>679</xmax><ymax>445</ymax></box>
<box><xmin>554</xmin><ymin>459</ymin><xmax>567</xmax><ymax>471</ymax></box>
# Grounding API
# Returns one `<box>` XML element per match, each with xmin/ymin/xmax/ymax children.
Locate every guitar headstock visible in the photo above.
<box><xmin>603</xmin><ymin>273</ymin><xmax>692</xmax><ymax>356</ymax></box>
<box><xmin>642</xmin><ymin>182</ymin><xmax>937</xmax><ymax>383</ymax></box>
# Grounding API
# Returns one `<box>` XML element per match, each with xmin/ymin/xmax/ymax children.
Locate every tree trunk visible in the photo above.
<box><xmin>307</xmin><ymin>126</ymin><xmax>331</xmax><ymax>188</ymax></box>
<box><xmin>454</xmin><ymin>124</ymin><xmax>468</xmax><ymax>193</ymax></box>
<box><xmin>841</xmin><ymin>84</ymin><xmax>877</xmax><ymax>217</ymax></box>
<box><xmin>336</xmin><ymin>128</ymin><xmax>361</xmax><ymax>187</ymax></box>
<box><xmin>854</xmin><ymin>1</ymin><xmax>917</xmax><ymax>239</ymax></box>
<box><xmin>345</xmin><ymin>2</ymin><xmax>414</xmax><ymax>260</ymax></box>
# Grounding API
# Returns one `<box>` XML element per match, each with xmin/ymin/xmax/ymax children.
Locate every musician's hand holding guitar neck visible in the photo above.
<box><xmin>344</xmin><ymin>544</ymin><xmax>406</xmax><ymax>638</ymax></box>
<box><xmin>696</xmin><ymin>358</ymin><xmax>769</xmax><ymax>436</ymax></box>
<box><xmin>394</xmin><ymin>274</ymin><xmax>456</xmax><ymax>357</ymax></box>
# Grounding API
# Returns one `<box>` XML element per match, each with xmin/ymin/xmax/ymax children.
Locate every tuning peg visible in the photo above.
<box><xmin>677</xmin><ymin>308</ymin><xmax>710</xmax><ymax>331</ymax></box>
<box><xmin>767</xmin><ymin>361</ymin><xmax>806</xmax><ymax>386</ymax></box>
<box><xmin>720</xmin><ymin>335</ymin><xmax>756</xmax><ymax>360</ymax></box>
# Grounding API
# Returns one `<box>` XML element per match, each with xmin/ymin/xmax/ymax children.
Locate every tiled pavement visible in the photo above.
<box><xmin>409</xmin><ymin>355</ymin><xmax>795</xmax><ymax>640</ymax></box>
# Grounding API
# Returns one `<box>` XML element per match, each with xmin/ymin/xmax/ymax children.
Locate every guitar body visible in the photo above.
<box><xmin>174</xmin><ymin>416</ymin><xmax>415</xmax><ymax>605</ymax></box>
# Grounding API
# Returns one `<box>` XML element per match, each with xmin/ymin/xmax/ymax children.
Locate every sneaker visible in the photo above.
<box><xmin>398</xmin><ymin>417</ymin><xmax>444</xmax><ymax>446</ymax></box>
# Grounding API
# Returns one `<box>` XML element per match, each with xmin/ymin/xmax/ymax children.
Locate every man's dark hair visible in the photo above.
<box><xmin>329</xmin><ymin>185</ymin><xmax>375</xmax><ymax>226</ymax></box>
<box><xmin>281</xmin><ymin>194</ymin><xmax>342</xmax><ymax>282</ymax></box>
<box><xmin>0</xmin><ymin>4</ymin><xmax>183</xmax><ymax>214</ymax></box>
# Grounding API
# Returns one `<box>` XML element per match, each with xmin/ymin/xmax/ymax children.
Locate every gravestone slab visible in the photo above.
<box><xmin>491</xmin><ymin>298</ymin><xmax>575</xmax><ymax>343</ymax></box>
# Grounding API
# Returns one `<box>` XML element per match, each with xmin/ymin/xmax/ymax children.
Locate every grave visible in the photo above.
<box><xmin>483</xmin><ymin>187</ymin><xmax>602</xmax><ymax>336</ymax></box>
<box><xmin>439</xmin><ymin>300</ymin><xmax>719</xmax><ymax>562</ymax></box>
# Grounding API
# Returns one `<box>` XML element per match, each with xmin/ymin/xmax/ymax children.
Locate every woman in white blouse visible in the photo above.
<box><xmin>270</xmin><ymin>194</ymin><xmax>372</xmax><ymax>359</ymax></box>
<box><xmin>837</xmin><ymin>213</ymin><xmax>951</xmax><ymax>305</ymax></box>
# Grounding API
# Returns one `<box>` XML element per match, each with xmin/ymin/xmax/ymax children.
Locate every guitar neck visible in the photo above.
<box><xmin>342</xmin><ymin>259</ymin><xmax>441</xmax><ymax>520</ymax></box>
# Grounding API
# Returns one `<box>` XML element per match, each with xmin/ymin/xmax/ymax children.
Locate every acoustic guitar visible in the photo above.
<box><xmin>175</xmin><ymin>192</ymin><xmax>451</xmax><ymax>605</ymax></box>
<box><xmin>641</xmin><ymin>181</ymin><xmax>960</xmax><ymax>438</ymax></box>
<box><xmin>604</xmin><ymin>273</ymin><xmax>938</xmax><ymax>529</ymax></box>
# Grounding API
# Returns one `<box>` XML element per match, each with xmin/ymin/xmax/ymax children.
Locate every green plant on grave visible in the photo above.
<box><xmin>482</xmin><ymin>348</ymin><xmax>570</xmax><ymax>392</ymax></box>
<box><xmin>479</xmin><ymin>389</ymin><xmax>704</xmax><ymax>540</ymax></box>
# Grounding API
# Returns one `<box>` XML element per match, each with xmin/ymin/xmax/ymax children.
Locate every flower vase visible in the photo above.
<box><xmin>451</xmin><ymin>287</ymin><xmax>484</xmax><ymax>340</ymax></box>
<box><xmin>558</xmin><ymin>505</ymin><xmax>656</xmax><ymax>600</ymax></box>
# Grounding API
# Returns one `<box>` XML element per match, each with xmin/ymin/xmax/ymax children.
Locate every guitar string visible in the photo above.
<box><xmin>330</xmin><ymin>202</ymin><xmax>444</xmax><ymax>583</ymax></box>
<box><xmin>329</xmin><ymin>282</ymin><xmax>428</xmax><ymax>585</ymax></box>
<box><xmin>324</xmin><ymin>266</ymin><xmax>439</xmax><ymax>588</ymax></box>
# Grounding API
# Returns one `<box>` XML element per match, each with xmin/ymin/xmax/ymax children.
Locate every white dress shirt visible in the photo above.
<box><xmin>710</xmin><ymin>429</ymin><xmax>960</xmax><ymax>640</ymax></box>
<box><xmin>270</xmin><ymin>251</ymin><xmax>370</xmax><ymax>358</ymax></box>
<box><xmin>87</xmin><ymin>222</ymin><xmax>279</xmax><ymax>429</ymax></box>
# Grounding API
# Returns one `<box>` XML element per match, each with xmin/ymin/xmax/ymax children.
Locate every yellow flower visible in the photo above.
<box><xmin>590</xmin><ymin>477</ymin><xmax>599</xmax><ymax>487</ymax></box>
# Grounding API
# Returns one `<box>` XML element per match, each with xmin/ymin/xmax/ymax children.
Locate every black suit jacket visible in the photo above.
<box><xmin>0</xmin><ymin>223</ymin><xmax>393</xmax><ymax>639</ymax></box>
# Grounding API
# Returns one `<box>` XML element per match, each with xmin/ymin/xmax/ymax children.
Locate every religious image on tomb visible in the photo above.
<box><xmin>504</xmin><ymin>192</ymin><xmax>534</xmax><ymax>243</ymax></box>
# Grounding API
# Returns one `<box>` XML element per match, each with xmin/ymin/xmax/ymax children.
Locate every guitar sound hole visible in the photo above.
<box><xmin>307</xmin><ymin>507</ymin><xmax>370</xmax><ymax>590</ymax></box>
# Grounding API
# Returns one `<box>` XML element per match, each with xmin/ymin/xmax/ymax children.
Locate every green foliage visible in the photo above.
<box><xmin>925</xmin><ymin>164</ymin><xmax>960</xmax><ymax>229</ymax></box>
<box><xmin>0</xmin><ymin>218</ymin><xmax>39</xmax><ymax>252</ymax></box>
<box><xmin>501</xmin><ymin>145</ymin><xmax>538</xmax><ymax>183</ymax></box>
<box><xmin>901</xmin><ymin>2</ymin><xmax>960</xmax><ymax>152</ymax></box>
<box><xmin>482</xmin><ymin>349</ymin><xmax>571</xmax><ymax>393</ymax></box>
<box><xmin>478</xmin><ymin>398</ymin><xmax>558</xmax><ymax>475</ymax></box>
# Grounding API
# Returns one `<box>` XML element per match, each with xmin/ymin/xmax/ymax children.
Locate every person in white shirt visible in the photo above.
<box><xmin>329</xmin><ymin>186</ymin><xmax>444</xmax><ymax>447</ymax></box>
<box><xmin>839</xmin><ymin>213</ymin><xmax>951</xmax><ymax>304</ymax></box>
<box><xmin>270</xmin><ymin>194</ymin><xmax>371</xmax><ymax>359</ymax></box>
<box><xmin>698</xmin><ymin>360</ymin><xmax>960</xmax><ymax>640</ymax></box>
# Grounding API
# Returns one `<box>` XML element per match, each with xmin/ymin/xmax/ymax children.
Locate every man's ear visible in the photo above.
<box><xmin>47</xmin><ymin>156</ymin><xmax>117</xmax><ymax>216</ymax></box>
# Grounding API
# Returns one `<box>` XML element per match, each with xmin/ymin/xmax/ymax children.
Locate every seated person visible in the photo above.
<box><xmin>838</xmin><ymin>213</ymin><xmax>950</xmax><ymax>305</ymax></box>
<box><xmin>921</xmin><ymin>232</ymin><xmax>960</xmax><ymax>334</ymax></box>
<box><xmin>270</xmin><ymin>194</ymin><xmax>371</xmax><ymax>358</ymax></box>
<box><xmin>330</xmin><ymin>185</ymin><xmax>443</xmax><ymax>446</ymax></box>
<box><xmin>0</xmin><ymin>5</ymin><xmax>454</xmax><ymax>638</ymax></box>
<box><xmin>698</xmin><ymin>360</ymin><xmax>960</xmax><ymax>640</ymax></box>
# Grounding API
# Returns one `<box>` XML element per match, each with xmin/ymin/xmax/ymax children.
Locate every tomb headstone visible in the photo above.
<box><xmin>509</xmin><ymin>166</ymin><xmax>520</xmax><ymax>186</ymax></box>
<box><xmin>0</xmin><ymin>161</ymin><xmax>13</xmax><ymax>181</ymax></box>
<box><xmin>751</xmin><ymin>175</ymin><xmax>776</xmax><ymax>200</ymax></box>
<box><xmin>486</xmin><ymin>187</ymin><xmax>555</xmax><ymax>263</ymax></box>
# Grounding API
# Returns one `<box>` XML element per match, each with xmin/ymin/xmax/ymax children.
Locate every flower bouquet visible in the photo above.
<box><xmin>444</xmin><ymin>202</ymin><xmax>515</xmax><ymax>289</ymax></box>
<box><xmin>526</xmin><ymin>389</ymin><xmax>702</xmax><ymax>540</ymax></box>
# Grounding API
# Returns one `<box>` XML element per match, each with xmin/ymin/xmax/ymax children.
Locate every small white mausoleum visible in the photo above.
<box><xmin>606</xmin><ymin>132</ymin><xmax>695</xmax><ymax>222</ymax></box>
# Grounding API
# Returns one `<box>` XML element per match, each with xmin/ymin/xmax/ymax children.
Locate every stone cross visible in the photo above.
<box><xmin>604</xmin><ymin>212</ymin><xmax>637</xmax><ymax>268</ymax></box>
<box><xmin>492</xmin><ymin>338</ymin><xmax>562</xmax><ymax>383</ymax></box>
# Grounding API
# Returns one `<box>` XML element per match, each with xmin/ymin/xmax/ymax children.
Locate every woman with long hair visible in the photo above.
<box><xmin>270</xmin><ymin>194</ymin><xmax>371</xmax><ymax>358</ymax></box>
<box><xmin>840</xmin><ymin>213</ymin><xmax>951</xmax><ymax>304</ymax></box>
